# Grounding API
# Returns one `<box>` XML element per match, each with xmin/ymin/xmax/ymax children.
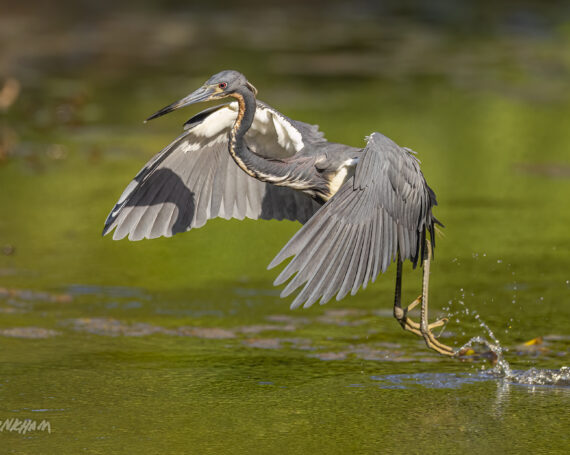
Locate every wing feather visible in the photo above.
<box><xmin>269</xmin><ymin>132</ymin><xmax>439</xmax><ymax>308</ymax></box>
<box><xmin>103</xmin><ymin>103</ymin><xmax>322</xmax><ymax>240</ymax></box>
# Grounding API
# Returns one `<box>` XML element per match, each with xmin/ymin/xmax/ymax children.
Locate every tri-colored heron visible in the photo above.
<box><xmin>103</xmin><ymin>70</ymin><xmax>456</xmax><ymax>356</ymax></box>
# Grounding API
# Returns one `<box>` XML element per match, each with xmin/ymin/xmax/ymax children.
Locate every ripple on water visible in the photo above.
<box><xmin>371</xmin><ymin>372</ymin><xmax>494</xmax><ymax>389</ymax></box>
<box><xmin>371</xmin><ymin>367</ymin><xmax>570</xmax><ymax>390</ymax></box>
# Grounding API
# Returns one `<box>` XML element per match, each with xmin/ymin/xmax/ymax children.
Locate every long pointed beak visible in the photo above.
<box><xmin>145</xmin><ymin>85</ymin><xmax>215</xmax><ymax>122</ymax></box>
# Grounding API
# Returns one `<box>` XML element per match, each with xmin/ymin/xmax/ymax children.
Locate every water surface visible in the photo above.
<box><xmin>1</xmin><ymin>3</ymin><xmax>569</xmax><ymax>453</ymax></box>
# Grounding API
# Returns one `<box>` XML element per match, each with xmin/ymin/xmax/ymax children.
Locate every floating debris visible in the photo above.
<box><xmin>70</xmin><ymin>318</ymin><xmax>165</xmax><ymax>337</ymax></box>
<box><xmin>523</xmin><ymin>336</ymin><xmax>543</xmax><ymax>346</ymax></box>
<box><xmin>176</xmin><ymin>326</ymin><xmax>235</xmax><ymax>339</ymax></box>
<box><xmin>69</xmin><ymin>317</ymin><xmax>237</xmax><ymax>339</ymax></box>
<box><xmin>0</xmin><ymin>327</ymin><xmax>59</xmax><ymax>339</ymax></box>
<box><xmin>1</xmin><ymin>245</ymin><xmax>15</xmax><ymax>256</ymax></box>
<box><xmin>514</xmin><ymin>163</ymin><xmax>570</xmax><ymax>179</ymax></box>
<box><xmin>0</xmin><ymin>287</ymin><xmax>72</xmax><ymax>303</ymax></box>
<box><xmin>238</xmin><ymin>324</ymin><xmax>296</xmax><ymax>334</ymax></box>
<box><xmin>0</xmin><ymin>78</ymin><xmax>20</xmax><ymax>110</ymax></box>
<box><xmin>243</xmin><ymin>338</ymin><xmax>282</xmax><ymax>349</ymax></box>
<box><xmin>311</xmin><ymin>351</ymin><xmax>349</xmax><ymax>361</ymax></box>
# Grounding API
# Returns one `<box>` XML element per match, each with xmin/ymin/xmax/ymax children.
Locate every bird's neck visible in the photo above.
<box><xmin>228</xmin><ymin>89</ymin><xmax>288</xmax><ymax>183</ymax></box>
<box><xmin>230</xmin><ymin>89</ymin><xmax>256</xmax><ymax>143</ymax></box>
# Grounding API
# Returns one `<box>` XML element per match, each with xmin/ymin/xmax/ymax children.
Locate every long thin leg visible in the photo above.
<box><xmin>392</xmin><ymin>241</ymin><xmax>456</xmax><ymax>356</ymax></box>
<box><xmin>418</xmin><ymin>239</ymin><xmax>455</xmax><ymax>356</ymax></box>
<box><xmin>393</xmin><ymin>252</ymin><xmax>421</xmax><ymax>336</ymax></box>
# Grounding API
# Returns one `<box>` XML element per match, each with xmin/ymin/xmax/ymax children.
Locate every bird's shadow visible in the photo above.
<box><xmin>122</xmin><ymin>168</ymin><xmax>196</xmax><ymax>235</ymax></box>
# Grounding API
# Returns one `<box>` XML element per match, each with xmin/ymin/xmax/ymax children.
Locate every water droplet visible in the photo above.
<box><xmin>497</xmin><ymin>259</ymin><xmax>502</xmax><ymax>264</ymax></box>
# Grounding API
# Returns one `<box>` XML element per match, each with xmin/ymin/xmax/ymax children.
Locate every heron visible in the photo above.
<box><xmin>103</xmin><ymin>70</ymin><xmax>457</xmax><ymax>356</ymax></box>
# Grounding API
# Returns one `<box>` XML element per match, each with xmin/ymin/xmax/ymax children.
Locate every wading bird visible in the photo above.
<box><xmin>103</xmin><ymin>70</ymin><xmax>456</xmax><ymax>356</ymax></box>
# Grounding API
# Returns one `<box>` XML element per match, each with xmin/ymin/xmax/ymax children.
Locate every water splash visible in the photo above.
<box><xmin>457</xmin><ymin>335</ymin><xmax>512</xmax><ymax>377</ymax></box>
<box><xmin>456</xmin><ymin>325</ymin><xmax>569</xmax><ymax>388</ymax></box>
<box><xmin>508</xmin><ymin>367</ymin><xmax>570</xmax><ymax>387</ymax></box>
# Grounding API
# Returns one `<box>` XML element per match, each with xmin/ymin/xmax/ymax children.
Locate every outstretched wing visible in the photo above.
<box><xmin>268</xmin><ymin>132</ymin><xmax>439</xmax><ymax>309</ymax></box>
<box><xmin>103</xmin><ymin>102</ymin><xmax>322</xmax><ymax>241</ymax></box>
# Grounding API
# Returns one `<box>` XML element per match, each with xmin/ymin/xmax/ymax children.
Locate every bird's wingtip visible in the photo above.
<box><xmin>267</xmin><ymin>256</ymin><xmax>281</xmax><ymax>270</ymax></box>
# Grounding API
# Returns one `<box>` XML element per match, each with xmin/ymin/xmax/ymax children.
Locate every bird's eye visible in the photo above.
<box><xmin>218</xmin><ymin>82</ymin><xmax>227</xmax><ymax>89</ymax></box>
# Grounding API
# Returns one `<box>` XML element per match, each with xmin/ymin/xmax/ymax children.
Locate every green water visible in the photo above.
<box><xmin>1</xmin><ymin>4</ymin><xmax>570</xmax><ymax>454</ymax></box>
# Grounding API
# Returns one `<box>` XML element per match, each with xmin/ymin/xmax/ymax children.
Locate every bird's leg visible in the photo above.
<box><xmin>393</xmin><ymin>252</ymin><xmax>444</xmax><ymax>336</ymax></box>
<box><xmin>417</xmin><ymin>239</ymin><xmax>455</xmax><ymax>356</ymax></box>
<box><xmin>393</xmin><ymin>241</ymin><xmax>456</xmax><ymax>356</ymax></box>
<box><xmin>393</xmin><ymin>253</ymin><xmax>421</xmax><ymax>337</ymax></box>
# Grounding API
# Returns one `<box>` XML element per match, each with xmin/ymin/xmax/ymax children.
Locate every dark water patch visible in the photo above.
<box><xmin>233</xmin><ymin>286</ymin><xmax>281</xmax><ymax>297</ymax></box>
<box><xmin>67</xmin><ymin>284</ymin><xmax>149</xmax><ymax>299</ymax></box>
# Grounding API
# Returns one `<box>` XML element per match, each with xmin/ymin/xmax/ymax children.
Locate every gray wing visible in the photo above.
<box><xmin>268</xmin><ymin>132</ymin><xmax>439</xmax><ymax>309</ymax></box>
<box><xmin>103</xmin><ymin>106</ymin><xmax>321</xmax><ymax>241</ymax></box>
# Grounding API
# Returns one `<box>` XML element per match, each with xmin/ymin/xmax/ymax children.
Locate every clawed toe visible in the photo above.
<box><xmin>395</xmin><ymin>301</ymin><xmax>455</xmax><ymax>356</ymax></box>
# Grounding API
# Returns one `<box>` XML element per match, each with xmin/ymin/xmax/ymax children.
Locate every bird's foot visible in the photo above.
<box><xmin>394</xmin><ymin>295</ymin><xmax>456</xmax><ymax>357</ymax></box>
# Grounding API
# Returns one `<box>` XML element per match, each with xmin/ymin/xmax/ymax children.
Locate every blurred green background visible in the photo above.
<box><xmin>1</xmin><ymin>1</ymin><xmax>569</xmax><ymax>454</ymax></box>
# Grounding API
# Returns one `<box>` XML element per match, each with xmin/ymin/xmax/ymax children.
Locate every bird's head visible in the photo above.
<box><xmin>146</xmin><ymin>70</ymin><xmax>258</xmax><ymax>122</ymax></box>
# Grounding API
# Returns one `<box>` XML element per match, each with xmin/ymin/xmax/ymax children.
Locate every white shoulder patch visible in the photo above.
<box><xmin>186</xmin><ymin>101</ymin><xmax>305</xmax><ymax>158</ymax></box>
<box><xmin>190</xmin><ymin>105</ymin><xmax>237</xmax><ymax>138</ymax></box>
<box><xmin>253</xmin><ymin>104</ymin><xmax>304</xmax><ymax>153</ymax></box>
